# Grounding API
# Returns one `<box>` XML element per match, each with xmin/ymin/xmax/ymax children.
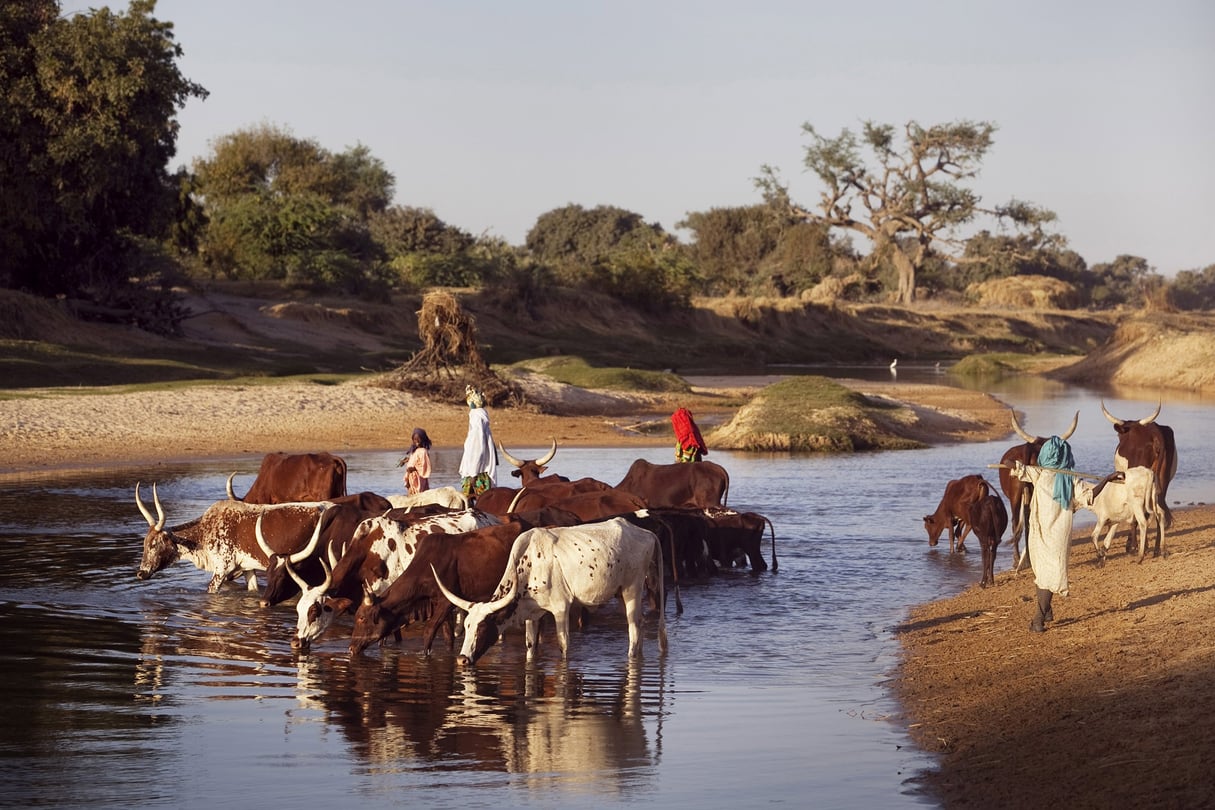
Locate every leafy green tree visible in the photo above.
<box><xmin>757</xmin><ymin>120</ymin><xmax>1059</xmax><ymax>304</ymax></box>
<box><xmin>192</xmin><ymin>124</ymin><xmax>392</xmax><ymax>290</ymax></box>
<box><xmin>0</xmin><ymin>0</ymin><xmax>207</xmax><ymax>297</ymax></box>
<box><xmin>679</xmin><ymin>205</ymin><xmax>838</xmax><ymax>296</ymax></box>
<box><xmin>1088</xmin><ymin>255</ymin><xmax>1160</xmax><ymax>309</ymax></box>
<box><xmin>961</xmin><ymin>231</ymin><xmax>1089</xmax><ymax>290</ymax></box>
<box><xmin>525</xmin><ymin>204</ymin><xmax>689</xmax><ymax>308</ymax></box>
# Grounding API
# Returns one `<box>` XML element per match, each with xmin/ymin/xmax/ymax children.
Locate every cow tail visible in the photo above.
<box><xmin>650</xmin><ymin>533</ymin><xmax>669</xmax><ymax>653</ymax></box>
<box><xmin>764</xmin><ymin>515</ymin><xmax>778</xmax><ymax>573</ymax></box>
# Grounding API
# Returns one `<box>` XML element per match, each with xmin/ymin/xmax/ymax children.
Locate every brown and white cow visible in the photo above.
<box><xmin>1101</xmin><ymin>400</ymin><xmax>1179</xmax><ymax>528</ymax></box>
<box><xmin>615</xmin><ymin>459</ymin><xmax>730</xmax><ymax>508</ymax></box>
<box><xmin>967</xmin><ymin>493</ymin><xmax>1009</xmax><ymax>588</ymax></box>
<box><xmin>135</xmin><ymin>483</ymin><xmax>328</xmax><ymax>592</ymax></box>
<box><xmin>433</xmin><ymin>516</ymin><xmax>668</xmax><ymax>664</ymax></box>
<box><xmin>226</xmin><ymin>451</ymin><xmax>348</xmax><ymax>504</ymax></box>
<box><xmin>288</xmin><ymin>508</ymin><xmax>501</xmax><ymax>651</ymax></box>
<box><xmin>1003</xmin><ymin>409</ymin><xmax>1078</xmax><ymax>571</ymax></box>
<box><xmin>923</xmin><ymin>475</ymin><xmax>991</xmax><ymax>553</ymax></box>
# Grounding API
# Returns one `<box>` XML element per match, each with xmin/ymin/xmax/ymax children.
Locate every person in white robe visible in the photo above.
<box><xmin>458</xmin><ymin>386</ymin><xmax>496</xmax><ymax>498</ymax></box>
<box><xmin>1012</xmin><ymin>434</ymin><xmax>1078</xmax><ymax>633</ymax></box>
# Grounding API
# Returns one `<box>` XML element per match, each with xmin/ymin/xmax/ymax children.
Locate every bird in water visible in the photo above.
<box><xmin>889</xmin><ymin>358</ymin><xmax>898</xmax><ymax>375</ymax></box>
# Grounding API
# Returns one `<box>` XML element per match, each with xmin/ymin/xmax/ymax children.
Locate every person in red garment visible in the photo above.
<box><xmin>671</xmin><ymin>406</ymin><xmax>708</xmax><ymax>463</ymax></box>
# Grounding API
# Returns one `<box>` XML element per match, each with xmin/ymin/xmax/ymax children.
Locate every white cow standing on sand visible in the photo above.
<box><xmin>1074</xmin><ymin>467</ymin><xmax>1165</xmax><ymax>564</ymax></box>
<box><xmin>433</xmin><ymin>516</ymin><xmax>669</xmax><ymax>665</ymax></box>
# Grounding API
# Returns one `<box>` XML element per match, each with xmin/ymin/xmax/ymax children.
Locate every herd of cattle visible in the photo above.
<box><xmin>135</xmin><ymin>446</ymin><xmax>778</xmax><ymax>663</ymax></box>
<box><xmin>922</xmin><ymin>401</ymin><xmax>1179</xmax><ymax>588</ymax></box>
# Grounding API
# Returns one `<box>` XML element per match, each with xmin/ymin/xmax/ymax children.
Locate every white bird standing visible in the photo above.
<box><xmin>889</xmin><ymin>358</ymin><xmax>898</xmax><ymax>376</ymax></box>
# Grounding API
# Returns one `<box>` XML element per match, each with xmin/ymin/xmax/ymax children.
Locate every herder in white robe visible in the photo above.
<box><xmin>458</xmin><ymin>385</ymin><xmax>497</xmax><ymax>498</ymax></box>
<box><xmin>1012</xmin><ymin>434</ymin><xmax>1078</xmax><ymax>633</ymax></box>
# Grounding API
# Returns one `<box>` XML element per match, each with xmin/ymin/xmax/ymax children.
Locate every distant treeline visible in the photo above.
<box><xmin>3</xmin><ymin>2</ymin><xmax>1213</xmax><ymax>335</ymax></box>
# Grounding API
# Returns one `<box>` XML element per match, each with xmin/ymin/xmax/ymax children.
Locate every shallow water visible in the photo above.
<box><xmin>0</xmin><ymin>384</ymin><xmax>1210</xmax><ymax>809</ymax></box>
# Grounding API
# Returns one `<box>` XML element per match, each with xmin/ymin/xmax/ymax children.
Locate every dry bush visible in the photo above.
<box><xmin>373</xmin><ymin>290</ymin><xmax>520</xmax><ymax>405</ymax></box>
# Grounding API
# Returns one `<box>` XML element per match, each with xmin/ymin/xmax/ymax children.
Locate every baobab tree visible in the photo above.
<box><xmin>756</xmin><ymin>120</ymin><xmax>1059</xmax><ymax>304</ymax></box>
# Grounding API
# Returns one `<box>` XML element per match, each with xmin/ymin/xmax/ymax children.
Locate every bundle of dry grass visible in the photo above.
<box><xmin>373</xmin><ymin>291</ymin><xmax>519</xmax><ymax>405</ymax></box>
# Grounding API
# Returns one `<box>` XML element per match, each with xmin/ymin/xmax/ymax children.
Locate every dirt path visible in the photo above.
<box><xmin>894</xmin><ymin>503</ymin><xmax>1215</xmax><ymax>808</ymax></box>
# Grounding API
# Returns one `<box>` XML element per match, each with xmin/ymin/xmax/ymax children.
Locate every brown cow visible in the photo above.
<box><xmin>1101</xmin><ymin>400</ymin><xmax>1178</xmax><ymax>528</ymax></box>
<box><xmin>615</xmin><ymin>459</ymin><xmax>730</xmax><ymax>508</ymax></box>
<box><xmin>967</xmin><ymin>493</ymin><xmax>1008</xmax><ymax>588</ymax></box>
<box><xmin>227</xmin><ymin>451</ymin><xmax>347</xmax><ymax>503</ymax></box>
<box><xmin>923</xmin><ymin>475</ymin><xmax>991</xmax><ymax>553</ymax></box>
<box><xmin>507</xmin><ymin>488</ymin><xmax>648</xmax><ymax>522</ymax></box>
<box><xmin>498</xmin><ymin>439</ymin><xmax>561</xmax><ymax>484</ymax></box>
<box><xmin>1003</xmin><ymin>409</ymin><xmax>1078</xmax><ymax>570</ymax></box>
<box><xmin>700</xmin><ymin>507</ymin><xmax>777</xmax><ymax>573</ymax></box>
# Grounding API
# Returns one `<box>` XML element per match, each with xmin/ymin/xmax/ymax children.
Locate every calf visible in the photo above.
<box><xmin>923</xmin><ymin>475</ymin><xmax>990</xmax><ymax>553</ymax></box>
<box><xmin>1075</xmin><ymin>467</ymin><xmax>1165</xmax><ymax>564</ymax></box>
<box><xmin>966</xmin><ymin>494</ymin><xmax>1008</xmax><ymax>588</ymax></box>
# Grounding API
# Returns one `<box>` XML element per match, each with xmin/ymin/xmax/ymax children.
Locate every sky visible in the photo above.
<box><xmin>63</xmin><ymin>0</ymin><xmax>1215</xmax><ymax>275</ymax></box>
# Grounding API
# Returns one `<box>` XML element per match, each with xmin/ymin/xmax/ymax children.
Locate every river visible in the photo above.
<box><xmin>0</xmin><ymin>370</ymin><xmax>1210</xmax><ymax>809</ymax></box>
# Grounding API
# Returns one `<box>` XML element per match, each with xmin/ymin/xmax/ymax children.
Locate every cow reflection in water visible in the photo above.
<box><xmin>295</xmin><ymin>653</ymin><xmax>660</xmax><ymax>793</ymax></box>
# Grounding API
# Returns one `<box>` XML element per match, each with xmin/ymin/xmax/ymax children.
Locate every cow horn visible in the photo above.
<box><xmin>506</xmin><ymin>487</ymin><xmax>527</xmax><ymax>514</ymax></box>
<box><xmin>536</xmin><ymin>438</ymin><xmax>557</xmax><ymax>467</ymax></box>
<box><xmin>226</xmin><ymin>472</ymin><xmax>239</xmax><ymax>500</ymax></box>
<box><xmin>135</xmin><ymin>482</ymin><xmax>156</xmax><ymax>529</ymax></box>
<box><xmin>1060</xmin><ymin>410</ymin><xmax>1079</xmax><ymax>440</ymax></box>
<box><xmin>361</xmin><ymin>582</ymin><xmax>375</xmax><ymax>606</ymax></box>
<box><xmin>255</xmin><ymin>513</ymin><xmax>274</xmax><ymax>558</ymax></box>
<box><xmin>1009</xmin><ymin>409</ymin><xmax>1039</xmax><ymax>444</ymax></box>
<box><xmin>1100</xmin><ymin>399</ymin><xmax>1120</xmax><ymax>425</ymax></box>
<box><xmin>136</xmin><ymin>482</ymin><xmax>167</xmax><ymax>531</ymax></box>
<box><xmin>432</xmin><ymin>564</ymin><xmax>474</xmax><ymax>612</ymax></box>
<box><xmin>498</xmin><ymin>442</ymin><xmax>524</xmax><ymax>468</ymax></box>
<box><xmin>1139</xmin><ymin>400</ymin><xmax>1161</xmax><ymax>425</ymax></box>
<box><xmin>288</xmin><ymin>504</ymin><xmax>328</xmax><ymax>564</ymax></box>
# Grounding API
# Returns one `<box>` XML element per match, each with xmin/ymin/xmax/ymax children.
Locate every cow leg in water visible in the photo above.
<box><xmin>524</xmin><ymin>617</ymin><xmax>542</xmax><ymax>661</ymax></box>
<box><xmin>420</xmin><ymin>604</ymin><xmax>453</xmax><ymax>654</ymax></box>
<box><xmin>549</xmin><ymin>605</ymin><xmax>573</xmax><ymax>659</ymax></box>
<box><xmin>622</xmin><ymin>587</ymin><xmax>644</xmax><ymax>658</ymax></box>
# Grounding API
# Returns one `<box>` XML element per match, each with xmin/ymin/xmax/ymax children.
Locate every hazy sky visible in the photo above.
<box><xmin>64</xmin><ymin>0</ymin><xmax>1214</xmax><ymax>274</ymax></box>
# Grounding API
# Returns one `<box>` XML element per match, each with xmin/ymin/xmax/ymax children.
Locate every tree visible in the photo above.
<box><xmin>0</xmin><ymin>0</ymin><xmax>207</xmax><ymax>297</ymax></box>
<box><xmin>192</xmin><ymin>124</ymin><xmax>392</xmax><ymax>289</ymax></box>
<box><xmin>756</xmin><ymin>120</ymin><xmax>1059</xmax><ymax>305</ymax></box>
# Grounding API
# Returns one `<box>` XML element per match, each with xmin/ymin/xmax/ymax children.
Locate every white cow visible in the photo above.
<box><xmin>387</xmin><ymin>486</ymin><xmax>469</xmax><ymax>511</ymax></box>
<box><xmin>433</xmin><ymin>516</ymin><xmax>669</xmax><ymax>664</ymax></box>
<box><xmin>1075</xmin><ymin>467</ymin><xmax>1165</xmax><ymax>564</ymax></box>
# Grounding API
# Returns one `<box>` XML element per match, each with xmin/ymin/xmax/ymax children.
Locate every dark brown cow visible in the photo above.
<box><xmin>616</xmin><ymin>459</ymin><xmax>730</xmax><ymax>508</ymax></box>
<box><xmin>256</xmin><ymin>491</ymin><xmax>393</xmax><ymax>607</ymax></box>
<box><xmin>498</xmin><ymin>439</ymin><xmax>562</xmax><ymax>485</ymax></box>
<box><xmin>227</xmin><ymin>451</ymin><xmax>348</xmax><ymax>503</ymax></box>
<box><xmin>348</xmin><ymin>520</ymin><xmax>528</xmax><ymax>656</ymax></box>
<box><xmin>923</xmin><ymin>475</ymin><xmax>991</xmax><ymax>553</ymax></box>
<box><xmin>700</xmin><ymin>507</ymin><xmax>777</xmax><ymax>573</ymax></box>
<box><xmin>646</xmin><ymin>507</ymin><xmax>717</xmax><ymax>579</ymax></box>
<box><xmin>135</xmin><ymin>483</ymin><xmax>328</xmax><ymax>592</ymax></box>
<box><xmin>1101</xmin><ymin>400</ymin><xmax>1179</xmax><ymax>528</ymax></box>
<box><xmin>967</xmin><ymin>493</ymin><xmax>1008</xmax><ymax>588</ymax></box>
<box><xmin>1003</xmin><ymin>409</ymin><xmax>1079</xmax><ymax>570</ymax></box>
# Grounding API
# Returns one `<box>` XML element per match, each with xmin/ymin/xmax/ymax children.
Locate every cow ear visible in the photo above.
<box><xmin>329</xmin><ymin>597</ymin><xmax>355</xmax><ymax>615</ymax></box>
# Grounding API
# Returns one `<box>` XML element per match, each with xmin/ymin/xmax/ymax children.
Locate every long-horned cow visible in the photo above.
<box><xmin>498</xmin><ymin>439</ymin><xmax>562</xmax><ymax>485</ymax></box>
<box><xmin>135</xmin><ymin>483</ymin><xmax>328</xmax><ymax>592</ymax></box>
<box><xmin>1101</xmin><ymin>400</ymin><xmax>1178</xmax><ymax>528</ymax></box>
<box><xmin>433</xmin><ymin>516</ymin><xmax>669</xmax><ymax>664</ymax></box>
<box><xmin>1003</xmin><ymin>409</ymin><xmax>1079</xmax><ymax>570</ymax></box>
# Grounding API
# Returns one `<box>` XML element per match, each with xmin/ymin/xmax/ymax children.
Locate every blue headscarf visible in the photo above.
<box><xmin>1037</xmin><ymin>436</ymin><xmax>1075</xmax><ymax>510</ymax></box>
